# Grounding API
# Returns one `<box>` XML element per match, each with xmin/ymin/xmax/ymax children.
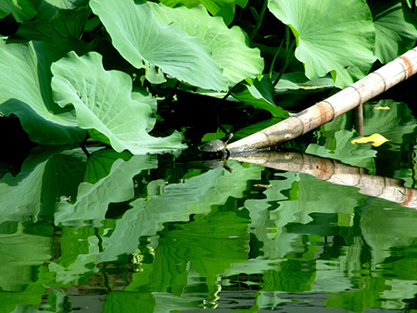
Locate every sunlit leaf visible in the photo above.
<box><xmin>148</xmin><ymin>2</ymin><xmax>263</xmax><ymax>87</ymax></box>
<box><xmin>51</xmin><ymin>51</ymin><xmax>187</xmax><ymax>154</ymax></box>
<box><xmin>90</xmin><ymin>0</ymin><xmax>228</xmax><ymax>91</ymax></box>
<box><xmin>268</xmin><ymin>0</ymin><xmax>376</xmax><ymax>88</ymax></box>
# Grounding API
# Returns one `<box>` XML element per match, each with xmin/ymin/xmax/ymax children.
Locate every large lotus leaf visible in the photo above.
<box><xmin>159</xmin><ymin>0</ymin><xmax>248</xmax><ymax>25</ymax></box>
<box><xmin>0</xmin><ymin>41</ymin><xmax>86</xmax><ymax>145</ymax></box>
<box><xmin>149</xmin><ymin>2</ymin><xmax>263</xmax><ymax>87</ymax></box>
<box><xmin>0</xmin><ymin>0</ymin><xmax>42</xmax><ymax>22</ymax></box>
<box><xmin>90</xmin><ymin>0</ymin><xmax>228</xmax><ymax>91</ymax></box>
<box><xmin>268</xmin><ymin>0</ymin><xmax>376</xmax><ymax>88</ymax></box>
<box><xmin>51</xmin><ymin>51</ymin><xmax>187</xmax><ymax>154</ymax></box>
<box><xmin>368</xmin><ymin>0</ymin><xmax>417</xmax><ymax>63</ymax></box>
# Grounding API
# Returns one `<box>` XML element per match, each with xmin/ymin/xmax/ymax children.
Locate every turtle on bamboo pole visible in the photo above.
<box><xmin>207</xmin><ymin>47</ymin><xmax>417</xmax><ymax>155</ymax></box>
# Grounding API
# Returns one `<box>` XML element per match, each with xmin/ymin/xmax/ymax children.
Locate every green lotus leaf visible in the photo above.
<box><xmin>268</xmin><ymin>0</ymin><xmax>376</xmax><ymax>88</ymax></box>
<box><xmin>16</xmin><ymin>5</ymin><xmax>90</xmax><ymax>41</ymax></box>
<box><xmin>231</xmin><ymin>75</ymin><xmax>289</xmax><ymax>118</ymax></box>
<box><xmin>90</xmin><ymin>0</ymin><xmax>228</xmax><ymax>91</ymax></box>
<box><xmin>51</xmin><ymin>51</ymin><xmax>187</xmax><ymax>154</ymax></box>
<box><xmin>369</xmin><ymin>0</ymin><xmax>417</xmax><ymax>63</ymax></box>
<box><xmin>0</xmin><ymin>0</ymin><xmax>42</xmax><ymax>22</ymax></box>
<box><xmin>149</xmin><ymin>2</ymin><xmax>263</xmax><ymax>87</ymax></box>
<box><xmin>0</xmin><ymin>41</ymin><xmax>86</xmax><ymax>145</ymax></box>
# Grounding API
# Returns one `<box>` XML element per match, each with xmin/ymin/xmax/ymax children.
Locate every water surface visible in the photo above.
<box><xmin>2</xmin><ymin>99</ymin><xmax>417</xmax><ymax>313</ymax></box>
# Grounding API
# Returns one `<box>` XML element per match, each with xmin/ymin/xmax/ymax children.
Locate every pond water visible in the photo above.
<box><xmin>3</xmin><ymin>81</ymin><xmax>417</xmax><ymax>313</ymax></box>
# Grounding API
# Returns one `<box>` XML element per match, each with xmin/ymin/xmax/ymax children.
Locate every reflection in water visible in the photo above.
<box><xmin>232</xmin><ymin>150</ymin><xmax>417</xmax><ymax>210</ymax></box>
<box><xmin>1</xmin><ymin>146</ymin><xmax>417</xmax><ymax>312</ymax></box>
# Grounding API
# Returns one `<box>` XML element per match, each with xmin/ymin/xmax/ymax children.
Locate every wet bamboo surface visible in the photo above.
<box><xmin>230</xmin><ymin>151</ymin><xmax>417</xmax><ymax>209</ymax></box>
<box><xmin>227</xmin><ymin>47</ymin><xmax>417</xmax><ymax>153</ymax></box>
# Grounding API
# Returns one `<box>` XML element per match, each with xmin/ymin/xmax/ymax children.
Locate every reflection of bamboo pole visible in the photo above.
<box><xmin>230</xmin><ymin>151</ymin><xmax>417</xmax><ymax>209</ymax></box>
<box><xmin>228</xmin><ymin>48</ymin><xmax>417</xmax><ymax>153</ymax></box>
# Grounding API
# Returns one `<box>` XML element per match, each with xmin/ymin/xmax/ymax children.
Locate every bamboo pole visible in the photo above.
<box><xmin>227</xmin><ymin>47</ymin><xmax>417</xmax><ymax>153</ymax></box>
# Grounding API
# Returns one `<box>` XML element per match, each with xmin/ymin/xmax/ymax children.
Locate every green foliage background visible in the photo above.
<box><xmin>1</xmin><ymin>0</ymin><xmax>417</xmax><ymax>153</ymax></box>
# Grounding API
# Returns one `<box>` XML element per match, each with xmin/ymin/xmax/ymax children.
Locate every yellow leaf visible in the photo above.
<box><xmin>351</xmin><ymin>133</ymin><xmax>389</xmax><ymax>147</ymax></box>
<box><xmin>374</xmin><ymin>106</ymin><xmax>390</xmax><ymax>110</ymax></box>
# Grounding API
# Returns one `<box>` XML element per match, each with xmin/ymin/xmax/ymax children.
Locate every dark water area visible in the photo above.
<box><xmin>3</xmin><ymin>76</ymin><xmax>417</xmax><ymax>313</ymax></box>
